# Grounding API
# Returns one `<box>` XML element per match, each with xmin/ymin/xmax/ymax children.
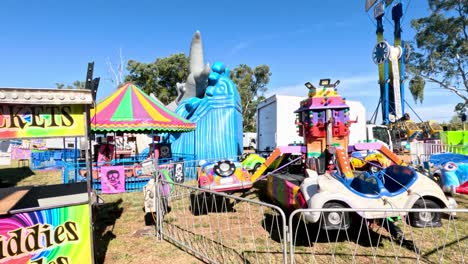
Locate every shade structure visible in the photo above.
<box><xmin>91</xmin><ymin>83</ymin><xmax>196</xmax><ymax>132</ymax></box>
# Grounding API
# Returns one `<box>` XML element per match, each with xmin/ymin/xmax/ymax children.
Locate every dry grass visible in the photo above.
<box><xmin>0</xmin><ymin>160</ymin><xmax>202</xmax><ymax>264</ymax></box>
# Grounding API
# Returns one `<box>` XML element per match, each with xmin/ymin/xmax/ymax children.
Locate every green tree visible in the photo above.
<box><xmin>230</xmin><ymin>64</ymin><xmax>271</xmax><ymax>132</ymax></box>
<box><xmin>55</xmin><ymin>81</ymin><xmax>86</xmax><ymax>89</ymax></box>
<box><xmin>406</xmin><ymin>0</ymin><xmax>467</xmax><ymax>111</ymax></box>
<box><xmin>125</xmin><ymin>53</ymin><xmax>189</xmax><ymax>105</ymax></box>
<box><xmin>441</xmin><ymin>115</ymin><xmax>464</xmax><ymax>130</ymax></box>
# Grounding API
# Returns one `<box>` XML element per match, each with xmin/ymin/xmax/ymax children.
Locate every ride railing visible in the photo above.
<box><xmin>31</xmin><ymin>149</ymin><xmax>80</xmax><ymax>170</ymax></box>
<box><xmin>403</xmin><ymin>143</ymin><xmax>468</xmax><ymax>169</ymax></box>
<box><xmin>288</xmin><ymin>208</ymin><xmax>468</xmax><ymax>264</ymax></box>
<box><xmin>62</xmin><ymin>154</ymin><xmax>241</xmax><ymax>192</ymax></box>
<box><xmin>154</xmin><ymin>179</ymin><xmax>288</xmax><ymax>264</ymax></box>
<box><xmin>421</xmin><ymin>143</ymin><xmax>468</xmax><ymax>156</ymax></box>
<box><xmin>62</xmin><ymin>153</ymin><xmax>194</xmax><ymax>192</ymax></box>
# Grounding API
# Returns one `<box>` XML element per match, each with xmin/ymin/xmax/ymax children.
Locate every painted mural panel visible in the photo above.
<box><xmin>0</xmin><ymin>204</ymin><xmax>92</xmax><ymax>264</ymax></box>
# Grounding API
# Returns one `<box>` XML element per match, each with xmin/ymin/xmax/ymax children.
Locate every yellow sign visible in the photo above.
<box><xmin>0</xmin><ymin>104</ymin><xmax>86</xmax><ymax>139</ymax></box>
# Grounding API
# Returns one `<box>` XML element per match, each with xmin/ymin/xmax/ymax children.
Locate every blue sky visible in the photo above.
<box><xmin>0</xmin><ymin>0</ymin><xmax>458</xmax><ymax>122</ymax></box>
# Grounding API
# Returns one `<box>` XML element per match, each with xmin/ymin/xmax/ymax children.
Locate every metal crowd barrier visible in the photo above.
<box><xmin>153</xmin><ymin>178</ymin><xmax>468</xmax><ymax>263</ymax></box>
<box><xmin>288</xmin><ymin>208</ymin><xmax>468</xmax><ymax>264</ymax></box>
<box><xmin>154</xmin><ymin>179</ymin><xmax>288</xmax><ymax>263</ymax></box>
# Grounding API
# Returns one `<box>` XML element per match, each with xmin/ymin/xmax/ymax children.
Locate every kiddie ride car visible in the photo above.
<box><xmin>241</xmin><ymin>153</ymin><xmax>265</xmax><ymax>173</ymax></box>
<box><xmin>253</xmin><ymin>78</ymin><xmax>456</xmax><ymax>230</ymax></box>
<box><xmin>196</xmin><ymin>151</ymin><xmax>300</xmax><ymax>193</ymax></box>
<box><xmin>261</xmin><ymin>142</ymin><xmax>456</xmax><ymax>230</ymax></box>
<box><xmin>197</xmin><ymin>159</ymin><xmax>253</xmax><ymax>192</ymax></box>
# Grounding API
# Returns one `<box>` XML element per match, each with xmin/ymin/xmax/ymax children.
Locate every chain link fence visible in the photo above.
<box><xmin>154</xmin><ymin>179</ymin><xmax>288</xmax><ymax>263</ymax></box>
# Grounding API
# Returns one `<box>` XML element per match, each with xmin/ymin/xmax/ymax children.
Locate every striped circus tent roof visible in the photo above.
<box><xmin>91</xmin><ymin>83</ymin><xmax>196</xmax><ymax>132</ymax></box>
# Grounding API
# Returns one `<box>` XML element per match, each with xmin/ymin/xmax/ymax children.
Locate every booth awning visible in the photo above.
<box><xmin>91</xmin><ymin>83</ymin><xmax>195</xmax><ymax>132</ymax></box>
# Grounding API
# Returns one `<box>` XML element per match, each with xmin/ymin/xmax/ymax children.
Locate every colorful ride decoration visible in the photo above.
<box><xmin>266</xmin><ymin>172</ymin><xmax>307</xmax><ymax>211</ymax></box>
<box><xmin>295</xmin><ymin>79</ymin><xmax>352</xmax><ymax>159</ymax></box>
<box><xmin>430</xmin><ymin>153</ymin><xmax>468</xmax><ymax>195</ymax></box>
<box><xmin>90</xmin><ymin>83</ymin><xmax>195</xmax><ymax>133</ymax></box>
<box><xmin>253</xmin><ymin>78</ymin><xmax>454</xmax><ymax>230</ymax></box>
<box><xmin>171</xmin><ymin>62</ymin><xmax>242</xmax><ymax>160</ymax></box>
<box><xmin>349</xmin><ymin>142</ymin><xmax>404</xmax><ymax>172</ymax></box>
<box><xmin>350</xmin><ymin>152</ymin><xmax>392</xmax><ymax>170</ymax></box>
<box><xmin>197</xmin><ymin>160</ymin><xmax>252</xmax><ymax>192</ymax></box>
<box><xmin>86</xmin><ymin>83</ymin><xmax>195</xmax><ymax>192</ymax></box>
<box><xmin>241</xmin><ymin>153</ymin><xmax>265</xmax><ymax>172</ymax></box>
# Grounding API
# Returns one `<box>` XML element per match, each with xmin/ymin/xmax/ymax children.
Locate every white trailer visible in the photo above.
<box><xmin>256</xmin><ymin>95</ymin><xmax>392</xmax><ymax>152</ymax></box>
<box><xmin>347</xmin><ymin>100</ymin><xmax>393</xmax><ymax>150</ymax></box>
<box><xmin>256</xmin><ymin>95</ymin><xmax>305</xmax><ymax>152</ymax></box>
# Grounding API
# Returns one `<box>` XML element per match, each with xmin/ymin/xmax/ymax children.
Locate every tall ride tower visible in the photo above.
<box><xmin>366</xmin><ymin>0</ymin><xmax>408</xmax><ymax>124</ymax></box>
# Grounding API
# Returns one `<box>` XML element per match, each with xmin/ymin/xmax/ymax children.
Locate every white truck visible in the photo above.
<box><xmin>256</xmin><ymin>95</ymin><xmax>305</xmax><ymax>152</ymax></box>
<box><xmin>256</xmin><ymin>95</ymin><xmax>392</xmax><ymax>152</ymax></box>
<box><xmin>243</xmin><ymin>132</ymin><xmax>257</xmax><ymax>150</ymax></box>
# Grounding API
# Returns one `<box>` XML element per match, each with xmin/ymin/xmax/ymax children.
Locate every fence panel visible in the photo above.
<box><xmin>155</xmin><ymin>179</ymin><xmax>288</xmax><ymax>264</ymax></box>
<box><xmin>30</xmin><ymin>149</ymin><xmax>80</xmax><ymax>170</ymax></box>
<box><xmin>417</xmin><ymin>143</ymin><xmax>468</xmax><ymax>157</ymax></box>
<box><xmin>405</xmin><ymin>143</ymin><xmax>468</xmax><ymax>170</ymax></box>
<box><xmin>289</xmin><ymin>207</ymin><xmax>468</xmax><ymax>264</ymax></box>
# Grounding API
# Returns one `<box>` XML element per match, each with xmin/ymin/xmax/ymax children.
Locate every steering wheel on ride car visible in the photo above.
<box><xmin>368</xmin><ymin>169</ymin><xmax>385</xmax><ymax>184</ymax></box>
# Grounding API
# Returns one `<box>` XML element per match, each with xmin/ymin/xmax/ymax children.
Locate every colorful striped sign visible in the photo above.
<box><xmin>0</xmin><ymin>204</ymin><xmax>92</xmax><ymax>264</ymax></box>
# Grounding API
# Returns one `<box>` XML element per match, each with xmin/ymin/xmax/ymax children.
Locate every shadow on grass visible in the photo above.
<box><xmin>189</xmin><ymin>192</ymin><xmax>237</xmax><ymax>216</ymax></box>
<box><xmin>0</xmin><ymin>167</ymin><xmax>35</xmax><ymax>188</ymax></box>
<box><xmin>261</xmin><ymin>206</ymin><xmax>396</xmax><ymax>249</ymax></box>
<box><xmin>251</xmin><ymin>179</ymin><xmax>274</xmax><ymax>203</ymax></box>
<box><xmin>93</xmin><ymin>198</ymin><xmax>124</xmax><ymax>264</ymax></box>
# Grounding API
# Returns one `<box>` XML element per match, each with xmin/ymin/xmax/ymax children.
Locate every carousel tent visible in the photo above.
<box><xmin>91</xmin><ymin>83</ymin><xmax>196</xmax><ymax>132</ymax></box>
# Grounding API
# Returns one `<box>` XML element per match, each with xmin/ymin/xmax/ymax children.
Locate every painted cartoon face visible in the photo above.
<box><xmin>176</xmin><ymin>165</ymin><xmax>182</xmax><ymax>173</ymax></box>
<box><xmin>444</xmin><ymin>162</ymin><xmax>458</xmax><ymax>171</ymax></box>
<box><xmin>160</xmin><ymin>145</ymin><xmax>170</xmax><ymax>157</ymax></box>
<box><xmin>106</xmin><ymin>170</ymin><xmax>120</xmax><ymax>184</ymax></box>
<box><xmin>174</xmin><ymin>164</ymin><xmax>184</xmax><ymax>182</ymax></box>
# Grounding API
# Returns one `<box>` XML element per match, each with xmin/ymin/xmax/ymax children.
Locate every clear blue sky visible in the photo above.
<box><xmin>0</xmin><ymin>0</ymin><xmax>458</xmax><ymax>122</ymax></box>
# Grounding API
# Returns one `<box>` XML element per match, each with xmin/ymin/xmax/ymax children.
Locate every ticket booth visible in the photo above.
<box><xmin>0</xmin><ymin>87</ymin><xmax>95</xmax><ymax>264</ymax></box>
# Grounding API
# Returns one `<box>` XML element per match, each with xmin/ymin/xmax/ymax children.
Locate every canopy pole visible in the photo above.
<box><xmin>113</xmin><ymin>132</ymin><xmax>116</xmax><ymax>162</ymax></box>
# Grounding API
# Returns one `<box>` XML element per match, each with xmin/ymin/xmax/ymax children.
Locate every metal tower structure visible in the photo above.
<box><xmin>367</xmin><ymin>0</ymin><xmax>408</xmax><ymax>124</ymax></box>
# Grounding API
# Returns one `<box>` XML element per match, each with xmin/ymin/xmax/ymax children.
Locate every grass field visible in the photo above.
<box><xmin>0</xmin><ymin>161</ymin><xmax>202</xmax><ymax>264</ymax></box>
<box><xmin>1</xmin><ymin>160</ymin><xmax>467</xmax><ymax>263</ymax></box>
